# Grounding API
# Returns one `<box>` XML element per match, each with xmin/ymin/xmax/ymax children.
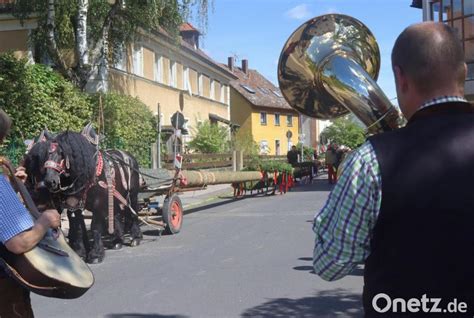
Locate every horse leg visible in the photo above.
<box><xmin>127</xmin><ymin>193</ymin><xmax>142</xmax><ymax>247</ymax></box>
<box><xmin>76</xmin><ymin>209</ymin><xmax>90</xmax><ymax>255</ymax></box>
<box><xmin>66</xmin><ymin>209</ymin><xmax>87</xmax><ymax>260</ymax></box>
<box><xmin>111</xmin><ymin>206</ymin><xmax>124</xmax><ymax>250</ymax></box>
<box><xmin>87</xmin><ymin>213</ymin><xmax>105</xmax><ymax>264</ymax></box>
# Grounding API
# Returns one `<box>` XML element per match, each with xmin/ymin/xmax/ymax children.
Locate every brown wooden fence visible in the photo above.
<box><xmin>163</xmin><ymin>152</ymin><xmax>289</xmax><ymax>170</ymax></box>
<box><xmin>163</xmin><ymin>153</ymin><xmax>234</xmax><ymax>170</ymax></box>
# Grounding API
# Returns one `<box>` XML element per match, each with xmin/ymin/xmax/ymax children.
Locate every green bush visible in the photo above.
<box><xmin>189</xmin><ymin>120</ymin><xmax>229</xmax><ymax>153</ymax></box>
<box><xmin>0</xmin><ymin>53</ymin><xmax>157</xmax><ymax>167</ymax></box>
<box><xmin>320</xmin><ymin>116</ymin><xmax>365</xmax><ymax>149</ymax></box>
<box><xmin>0</xmin><ymin>53</ymin><xmax>92</xmax><ymax>163</ymax></box>
<box><xmin>232</xmin><ymin>130</ymin><xmax>260</xmax><ymax>169</ymax></box>
<box><xmin>90</xmin><ymin>93</ymin><xmax>157</xmax><ymax>168</ymax></box>
<box><xmin>296</xmin><ymin>143</ymin><xmax>315</xmax><ymax>161</ymax></box>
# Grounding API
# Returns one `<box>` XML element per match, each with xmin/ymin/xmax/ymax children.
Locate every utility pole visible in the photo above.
<box><xmin>157</xmin><ymin>103</ymin><xmax>162</xmax><ymax>169</ymax></box>
<box><xmin>299</xmin><ymin>114</ymin><xmax>304</xmax><ymax>162</ymax></box>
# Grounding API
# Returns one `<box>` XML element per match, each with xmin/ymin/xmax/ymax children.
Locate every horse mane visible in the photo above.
<box><xmin>55</xmin><ymin>131</ymin><xmax>96</xmax><ymax>189</ymax></box>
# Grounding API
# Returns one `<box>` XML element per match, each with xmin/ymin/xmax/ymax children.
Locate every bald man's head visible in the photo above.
<box><xmin>391</xmin><ymin>22</ymin><xmax>465</xmax><ymax>95</ymax></box>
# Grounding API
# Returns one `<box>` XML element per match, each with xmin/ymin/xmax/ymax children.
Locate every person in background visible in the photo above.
<box><xmin>286</xmin><ymin>145</ymin><xmax>299</xmax><ymax>165</ymax></box>
<box><xmin>0</xmin><ymin>109</ymin><xmax>61</xmax><ymax>317</ymax></box>
<box><xmin>313</xmin><ymin>22</ymin><xmax>474</xmax><ymax>317</ymax></box>
<box><xmin>324</xmin><ymin>144</ymin><xmax>337</xmax><ymax>184</ymax></box>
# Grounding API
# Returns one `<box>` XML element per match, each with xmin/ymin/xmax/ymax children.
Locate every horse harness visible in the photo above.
<box><xmin>43</xmin><ymin>143</ymin><xmax>134</xmax><ymax>235</ymax></box>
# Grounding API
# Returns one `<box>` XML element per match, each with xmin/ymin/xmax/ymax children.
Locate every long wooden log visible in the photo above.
<box><xmin>179</xmin><ymin>170</ymin><xmax>263</xmax><ymax>187</ymax></box>
<box><xmin>140</xmin><ymin>168</ymin><xmax>263</xmax><ymax>188</ymax></box>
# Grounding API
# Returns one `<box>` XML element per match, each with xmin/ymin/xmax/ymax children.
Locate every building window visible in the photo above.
<box><xmin>275</xmin><ymin>114</ymin><xmax>280</xmax><ymax>126</ymax></box>
<box><xmin>198</xmin><ymin>73</ymin><xmax>203</xmax><ymax>96</ymax></box>
<box><xmin>430</xmin><ymin>0</ymin><xmax>474</xmax><ymax>80</ymax></box>
<box><xmin>287</xmin><ymin>115</ymin><xmax>293</xmax><ymax>127</ymax></box>
<box><xmin>132</xmin><ymin>45</ymin><xmax>143</xmax><ymax>76</ymax></box>
<box><xmin>259</xmin><ymin>140</ymin><xmax>269</xmax><ymax>155</ymax></box>
<box><xmin>275</xmin><ymin>140</ymin><xmax>281</xmax><ymax>156</ymax></box>
<box><xmin>154</xmin><ymin>55</ymin><xmax>163</xmax><ymax>83</ymax></box>
<box><xmin>260</xmin><ymin>112</ymin><xmax>267</xmax><ymax>125</ymax></box>
<box><xmin>114</xmin><ymin>45</ymin><xmax>127</xmax><ymax>71</ymax></box>
<box><xmin>220</xmin><ymin>85</ymin><xmax>225</xmax><ymax>103</ymax></box>
<box><xmin>183</xmin><ymin>67</ymin><xmax>192</xmax><ymax>95</ymax></box>
<box><xmin>170</xmin><ymin>61</ymin><xmax>177</xmax><ymax>88</ymax></box>
<box><xmin>210</xmin><ymin>79</ymin><xmax>215</xmax><ymax>100</ymax></box>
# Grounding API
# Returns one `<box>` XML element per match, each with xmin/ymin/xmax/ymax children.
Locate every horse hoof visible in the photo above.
<box><xmin>130</xmin><ymin>239</ymin><xmax>141</xmax><ymax>247</ymax></box>
<box><xmin>113</xmin><ymin>242</ymin><xmax>123</xmax><ymax>250</ymax></box>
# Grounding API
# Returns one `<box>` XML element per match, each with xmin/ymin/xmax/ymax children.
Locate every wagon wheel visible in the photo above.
<box><xmin>162</xmin><ymin>194</ymin><xmax>183</xmax><ymax>235</ymax></box>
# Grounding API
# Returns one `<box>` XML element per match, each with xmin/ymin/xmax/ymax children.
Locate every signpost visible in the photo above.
<box><xmin>286</xmin><ymin>130</ymin><xmax>293</xmax><ymax>153</ymax></box>
<box><xmin>171</xmin><ymin>111</ymin><xmax>185</xmax><ymax>168</ymax></box>
<box><xmin>156</xmin><ymin>103</ymin><xmax>162</xmax><ymax>169</ymax></box>
<box><xmin>298</xmin><ymin>133</ymin><xmax>305</xmax><ymax>162</ymax></box>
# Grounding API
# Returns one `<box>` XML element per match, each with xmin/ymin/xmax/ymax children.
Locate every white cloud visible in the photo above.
<box><xmin>286</xmin><ymin>4</ymin><xmax>312</xmax><ymax>20</ymax></box>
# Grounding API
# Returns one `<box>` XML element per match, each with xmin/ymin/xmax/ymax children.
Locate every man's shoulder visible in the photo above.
<box><xmin>349</xmin><ymin>142</ymin><xmax>376</xmax><ymax>162</ymax></box>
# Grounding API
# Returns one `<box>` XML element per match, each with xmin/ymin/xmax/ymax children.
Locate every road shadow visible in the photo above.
<box><xmin>105</xmin><ymin>314</ymin><xmax>188</xmax><ymax>318</ymax></box>
<box><xmin>289</xmin><ymin>179</ymin><xmax>335</xmax><ymax>192</ymax></box>
<box><xmin>348</xmin><ymin>264</ymin><xmax>364</xmax><ymax>277</ymax></box>
<box><xmin>241</xmin><ymin>289</ymin><xmax>363</xmax><ymax>317</ymax></box>
<box><xmin>184</xmin><ymin>197</ymin><xmax>237</xmax><ymax>215</ymax></box>
<box><xmin>293</xmin><ymin>257</ymin><xmax>364</xmax><ymax>277</ymax></box>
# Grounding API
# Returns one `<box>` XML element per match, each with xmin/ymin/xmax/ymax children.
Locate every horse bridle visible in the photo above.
<box><xmin>43</xmin><ymin>142</ymin><xmax>80</xmax><ymax>194</ymax></box>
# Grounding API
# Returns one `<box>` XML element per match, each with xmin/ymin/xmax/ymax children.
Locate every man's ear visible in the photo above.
<box><xmin>393</xmin><ymin>65</ymin><xmax>408</xmax><ymax>93</ymax></box>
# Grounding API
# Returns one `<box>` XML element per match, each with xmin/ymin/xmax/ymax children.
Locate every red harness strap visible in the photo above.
<box><xmin>96</xmin><ymin>152</ymin><xmax>104</xmax><ymax>177</ymax></box>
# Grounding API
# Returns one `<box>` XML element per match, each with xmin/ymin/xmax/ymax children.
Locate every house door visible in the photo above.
<box><xmin>275</xmin><ymin>140</ymin><xmax>281</xmax><ymax>156</ymax></box>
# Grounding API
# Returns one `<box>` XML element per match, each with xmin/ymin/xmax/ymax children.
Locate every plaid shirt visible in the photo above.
<box><xmin>0</xmin><ymin>176</ymin><xmax>34</xmax><ymax>244</ymax></box>
<box><xmin>312</xmin><ymin>96</ymin><xmax>467</xmax><ymax>281</ymax></box>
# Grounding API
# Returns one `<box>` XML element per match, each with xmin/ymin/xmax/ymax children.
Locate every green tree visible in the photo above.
<box><xmin>12</xmin><ymin>0</ymin><xmax>213</xmax><ymax>90</ymax></box>
<box><xmin>232</xmin><ymin>131</ymin><xmax>259</xmax><ymax>157</ymax></box>
<box><xmin>0</xmin><ymin>53</ymin><xmax>92</xmax><ymax>162</ymax></box>
<box><xmin>320</xmin><ymin>116</ymin><xmax>366</xmax><ymax>149</ymax></box>
<box><xmin>90</xmin><ymin>93</ymin><xmax>156</xmax><ymax>167</ymax></box>
<box><xmin>189</xmin><ymin>121</ymin><xmax>229</xmax><ymax>153</ymax></box>
<box><xmin>296</xmin><ymin>143</ymin><xmax>315</xmax><ymax>161</ymax></box>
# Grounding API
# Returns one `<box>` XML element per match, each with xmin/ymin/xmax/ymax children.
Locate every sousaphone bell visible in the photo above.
<box><xmin>278</xmin><ymin>14</ymin><xmax>404</xmax><ymax>134</ymax></box>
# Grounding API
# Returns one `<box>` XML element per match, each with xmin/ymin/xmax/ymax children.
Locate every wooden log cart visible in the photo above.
<box><xmin>137</xmin><ymin>167</ymin><xmax>263</xmax><ymax>235</ymax></box>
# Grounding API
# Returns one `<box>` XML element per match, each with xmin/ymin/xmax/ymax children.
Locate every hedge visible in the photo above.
<box><xmin>0</xmin><ymin>53</ymin><xmax>156</xmax><ymax>166</ymax></box>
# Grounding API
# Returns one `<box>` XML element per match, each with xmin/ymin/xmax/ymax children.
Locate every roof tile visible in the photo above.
<box><xmin>221</xmin><ymin>63</ymin><xmax>295</xmax><ymax>111</ymax></box>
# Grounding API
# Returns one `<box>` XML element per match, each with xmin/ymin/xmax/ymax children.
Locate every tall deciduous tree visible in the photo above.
<box><xmin>320</xmin><ymin>116</ymin><xmax>366</xmax><ymax>149</ymax></box>
<box><xmin>12</xmin><ymin>0</ymin><xmax>212</xmax><ymax>90</ymax></box>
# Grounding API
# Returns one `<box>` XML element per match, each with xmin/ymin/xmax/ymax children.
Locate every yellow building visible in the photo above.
<box><xmin>102</xmin><ymin>23</ymin><xmax>237</xmax><ymax>153</ymax></box>
<box><xmin>223</xmin><ymin>58</ymin><xmax>300</xmax><ymax>155</ymax></box>
<box><xmin>0</xmin><ymin>6</ymin><xmax>237</xmax><ymax>153</ymax></box>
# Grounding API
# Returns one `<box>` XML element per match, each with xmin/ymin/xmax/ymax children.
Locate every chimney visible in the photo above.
<box><xmin>242</xmin><ymin>59</ymin><xmax>248</xmax><ymax>74</ymax></box>
<box><xmin>228</xmin><ymin>57</ymin><xmax>234</xmax><ymax>72</ymax></box>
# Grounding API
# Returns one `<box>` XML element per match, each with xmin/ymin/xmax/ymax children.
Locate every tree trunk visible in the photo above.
<box><xmin>46</xmin><ymin>0</ymin><xmax>77</xmax><ymax>85</ymax></box>
<box><xmin>75</xmin><ymin>0</ymin><xmax>90</xmax><ymax>89</ymax></box>
<box><xmin>91</xmin><ymin>1</ymin><xmax>121</xmax><ymax>93</ymax></box>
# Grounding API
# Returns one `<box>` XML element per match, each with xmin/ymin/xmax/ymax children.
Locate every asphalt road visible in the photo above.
<box><xmin>33</xmin><ymin>179</ymin><xmax>364</xmax><ymax>318</ymax></box>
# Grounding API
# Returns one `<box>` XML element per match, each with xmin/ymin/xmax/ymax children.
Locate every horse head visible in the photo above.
<box><xmin>44</xmin><ymin>141</ymin><xmax>71</xmax><ymax>192</ymax></box>
<box><xmin>43</xmin><ymin>131</ymin><xmax>97</xmax><ymax>199</ymax></box>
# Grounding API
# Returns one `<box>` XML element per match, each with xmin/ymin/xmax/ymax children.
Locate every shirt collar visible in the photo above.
<box><xmin>419</xmin><ymin>96</ymin><xmax>467</xmax><ymax>111</ymax></box>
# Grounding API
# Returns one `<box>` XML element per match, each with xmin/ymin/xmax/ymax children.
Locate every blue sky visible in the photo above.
<box><xmin>195</xmin><ymin>0</ymin><xmax>422</xmax><ymax>104</ymax></box>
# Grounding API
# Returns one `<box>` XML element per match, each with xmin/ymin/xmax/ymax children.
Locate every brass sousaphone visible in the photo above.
<box><xmin>278</xmin><ymin>14</ymin><xmax>404</xmax><ymax>134</ymax></box>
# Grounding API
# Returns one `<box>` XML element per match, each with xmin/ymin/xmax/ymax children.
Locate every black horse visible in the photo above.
<box><xmin>24</xmin><ymin>130</ymin><xmax>143</xmax><ymax>264</ymax></box>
